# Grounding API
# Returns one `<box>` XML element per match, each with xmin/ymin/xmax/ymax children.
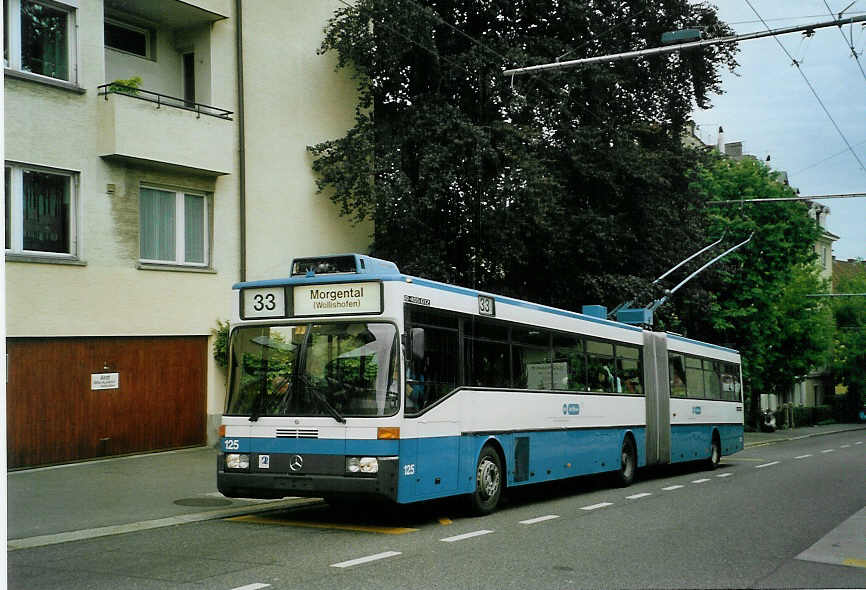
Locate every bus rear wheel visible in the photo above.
<box><xmin>706</xmin><ymin>436</ymin><xmax>721</xmax><ymax>470</ymax></box>
<box><xmin>469</xmin><ymin>445</ymin><xmax>502</xmax><ymax>515</ymax></box>
<box><xmin>614</xmin><ymin>438</ymin><xmax>636</xmax><ymax>487</ymax></box>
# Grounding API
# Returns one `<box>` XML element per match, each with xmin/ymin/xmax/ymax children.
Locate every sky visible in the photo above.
<box><xmin>689</xmin><ymin>0</ymin><xmax>866</xmax><ymax>261</ymax></box>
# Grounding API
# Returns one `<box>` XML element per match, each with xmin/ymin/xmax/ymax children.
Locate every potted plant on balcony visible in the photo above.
<box><xmin>108</xmin><ymin>76</ymin><xmax>142</xmax><ymax>96</ymax></box>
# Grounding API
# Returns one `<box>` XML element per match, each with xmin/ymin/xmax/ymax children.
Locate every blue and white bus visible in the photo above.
<box><xmin>218</xmin><ymin>253</ymin><xmax>744</xmax><ymax>513</ymax></box>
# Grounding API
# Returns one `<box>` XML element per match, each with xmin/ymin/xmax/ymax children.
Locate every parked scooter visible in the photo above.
<box><xmin>760</xmin><ymin>409</ymin><xmax>776</xmax><ymax>432</ymax></box>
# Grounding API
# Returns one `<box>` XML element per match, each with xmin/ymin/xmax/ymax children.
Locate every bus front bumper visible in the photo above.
<box><xmin>217</xmin><ymin>454</ymin><xmax>399</xmax><ymax>501</ymax></box>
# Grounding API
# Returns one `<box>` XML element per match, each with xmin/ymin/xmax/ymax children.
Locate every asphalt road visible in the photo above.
<box><xmin>9</xmin><ymin>430</ymin><xmax>866</xmax><ymax>590</ymax></box>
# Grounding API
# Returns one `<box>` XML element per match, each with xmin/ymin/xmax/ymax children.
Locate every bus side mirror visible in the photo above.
<box><xmin>409</xmin><ymin>328</ymin><xmax>425</xmax><ymax>364</ymax></box>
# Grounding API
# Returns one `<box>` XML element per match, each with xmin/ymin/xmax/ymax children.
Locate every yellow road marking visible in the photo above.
<box><xmin>843</xmin><ymin>558</ymin><xmax>866</xmax><ymax>568</ymax></box>
<box><xmin>438</xmin><ymin>517</ymin><xmax>453</xmax><ymax>525</ymax></box>
<box><xmin>227</xmin><ymin>514</ymin><xmax>418</xmax><ymax>535</ymax></box>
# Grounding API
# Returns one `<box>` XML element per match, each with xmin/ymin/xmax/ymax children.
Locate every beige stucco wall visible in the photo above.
<box><xmin>6</xmin><ymin>0</ymin><xmax>370</xmax><ymax>444</ymax></box>
<box><xmin>242</xmin><ymin>0</ymin><xmax>372</xmax><ymax>281</ymax></box>
<box><xmin>4</xmin><ymin>1</ymin><xmax>241</xmax><ymax>434</ymax></box>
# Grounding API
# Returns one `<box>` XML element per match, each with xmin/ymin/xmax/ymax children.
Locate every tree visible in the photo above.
<box><xmin>683</xmin><ymin>155</ymin><xmax>833</xmax><ymax>426</ymax></box>
<box><xmin>831</xmin><ymin>263</ymin><xmax>866</xmax><ymax>420</ymax></box>
<box><xmin>308</xmin><ymin>0</ymin><xmax>737</xmax><ymax>311</ymax></box>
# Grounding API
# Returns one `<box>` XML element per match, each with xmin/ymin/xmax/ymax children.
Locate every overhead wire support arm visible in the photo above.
<box><xmin>502</xmin><ymin>15</ymin><xmax>866</xmax><ymax>77</ymax></box>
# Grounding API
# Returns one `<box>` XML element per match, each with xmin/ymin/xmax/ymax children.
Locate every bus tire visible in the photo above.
<box><xmin>469</xmin><ymin>444</ymin><xmax>503</xmax><ymax>515</ymax></box>
<box><xmin>706</xmin><ymin>434</ymin><xmax>721</xmax><ymax>470</ymax></box>
<box><xmin>614</xmin><ymin>437</ymin><xmax>636</xmax><ymax>487</ymax></box>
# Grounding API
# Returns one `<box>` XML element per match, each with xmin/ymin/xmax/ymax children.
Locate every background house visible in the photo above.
<box><xmin>4</xmin><ymin>0</ymin><xmax>369</xmax><ymax>468</ymax></box>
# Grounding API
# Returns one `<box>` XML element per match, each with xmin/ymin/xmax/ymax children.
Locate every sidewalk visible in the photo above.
<box><xmin>8</xmin><ymin>423</ymin><xmax>865</xmax><ymax>550</ymax></box>
<box><xmin>6</xmin><ymin>446</ymin><xmax>317</xmax><ymax>550</ymax></box>
<box><xmin>743</xmin><ymin>422</ymin><xmax>866</xmax><ymax>448</ymax></box>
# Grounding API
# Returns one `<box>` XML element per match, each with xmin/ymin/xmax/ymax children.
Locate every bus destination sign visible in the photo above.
<box><xmin>293</xmin><ymin>281</ymin><xmax>381</xmax><ymax>316</ymax></box>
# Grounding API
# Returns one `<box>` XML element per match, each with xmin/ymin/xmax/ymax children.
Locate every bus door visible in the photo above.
<box><xmin>643</xmin><ymin>332</ymin><xmax>671</xmax><ymax>466</ymax></box>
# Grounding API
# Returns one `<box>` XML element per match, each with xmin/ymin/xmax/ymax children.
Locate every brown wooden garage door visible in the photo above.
<box><xmin>7</xmin><ymin>336</ymin><xmax>207</xmax><ymax>469</ymax></box>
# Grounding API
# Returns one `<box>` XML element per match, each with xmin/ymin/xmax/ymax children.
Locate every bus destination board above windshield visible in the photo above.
<box><xmin>294</xmin><ymin>282</ymin><xmax>382</xmax><ymax>316</ymax></box>
<box><xmin>242</xmin><ymin>287</ymin><xmax>286</xmax><ymax>319</ymax></box>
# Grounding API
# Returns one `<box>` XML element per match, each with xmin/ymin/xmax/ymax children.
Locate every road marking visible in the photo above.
<box><xmin>691</xmin><ymin>478</ymin><xmax>711</xmax><ymax>484</ymax></box>
<box><xmin>580</xmin><ymin>502</ymin><xmax>613</xmax><ymax>511</ymax></box>
<box><xmin>843</xmin><ymin>559</ymin><xmax>866</xmax><ymax>568</ymax></box>
<box><xmin>441</xmin><ymin>530</ymin><xmax>493</xmax><ymax>542</ymax></box>
<box><xmin>662</xmin><ymin>485</ymin><xmax>684</xmax><ymax>491</ymax></box>
<box><xmin>331</xmin><ymin>551</ymin><xmax>401</xmax><ymax>568</ymax></box>
<box><xmin>231</xmin><ymin>584</ymin><xmax>271</xmax><ymax>590</ymax></box>
<box><xmin>797</xmin><ymin>506</ymin><xmax>866</xmax><ymax>569</ymax></box>
<box><xmin>520</xmin><ymin>515</ymin><xmax>560</xmax><ymax>525</ymax></box>
<box><xmin>755</xmin><ymin>461</ymin><xmax>780</xmax><ymax>469</ymax></box>
<box><xmin>228</xmin><ymin>515</ymin><xmax>418</xmax><ymax>535</ymax></box>
<box><xmin>715</xmin><ymin>473</ymin><xmax>732</xmax><ymax>478</ymax></box>
<box><xmin>840</xmin><ymin>444</ymin><xmax>851</xmax><ymax>448</ymax></box>
<box><xmin>794</xmin><ymin>454</ymin><xmax>813</xmax><ymax>459</ymax></box>
<box><xmin>626</xmin><ymin>492</ymin><xmax>652</xmax><ymax>499</ymax></box>
<box><xmin>821</xmin><ymin>449</ymin><xmax>835</xmax><ymax>454</ymax></box>
<box><xmin>856</xmin><ymin>441</ymin><xmax>863</xmax><ymax>445</ymax></box>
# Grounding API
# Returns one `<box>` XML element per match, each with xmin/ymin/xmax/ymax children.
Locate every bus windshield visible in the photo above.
<box><xmin>226</xmin><ymin>322</ymin><xmax>399</xmax><ymax>419</ymax></box>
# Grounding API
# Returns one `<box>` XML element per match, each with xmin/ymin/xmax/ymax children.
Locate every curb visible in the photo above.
<box><xmin>7</xmin><ymin>497</ymin><xmax>323</xmax><ymax>551</ymax></box>
<box><xmin>744</xmin><ymin>426</ymin><xmax>866</xmax><ymax>448</ymax></box>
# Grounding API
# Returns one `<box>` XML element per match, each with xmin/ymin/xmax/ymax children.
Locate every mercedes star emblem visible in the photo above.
<box><xmin>289</xmin><ymin>454</ymin><xmax>304</xmax><ymax>472</ymax></box>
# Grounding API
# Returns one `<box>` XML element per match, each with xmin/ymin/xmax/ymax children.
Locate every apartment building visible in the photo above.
<box><xmin>5</xmin><ymin>0</ymin><xmax>368</xmax><ymax>467</ymax></box>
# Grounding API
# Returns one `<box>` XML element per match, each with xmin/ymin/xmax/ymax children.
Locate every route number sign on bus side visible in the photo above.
<box><xmin>478</xmin><ymin>295</ymin><xmax>495</xmax><ymax>317</ymax></box>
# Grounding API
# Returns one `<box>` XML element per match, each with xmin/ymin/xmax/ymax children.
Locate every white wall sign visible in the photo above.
<box><xmin>293</xmin><ymin>282</ymin><xmax>381</xmax><ymax>316</ymax></box>
<box><xmin>91</xmin><ymin>373</ymin><xmax>120</xmax><ymax>390</ymax></box>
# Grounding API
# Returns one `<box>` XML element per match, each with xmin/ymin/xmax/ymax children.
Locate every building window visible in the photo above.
<box><xmin>139</xmin><ymin>187</ymin><xmax>209</xmax><ymax>267</ymax></box>
<box><xmin>4</xmin><ymin>163</ymin><xmax>78</xmax><ymax>256</ymax></box>
<box><xmin>4</xmin><ymin>0</ymin><xmax>77</xmax><ymax>82</ymax></box>
<box><xmin>104</xmin><ymin>18</ymin><xmax>151</xmax><ymax>59</ymax></box>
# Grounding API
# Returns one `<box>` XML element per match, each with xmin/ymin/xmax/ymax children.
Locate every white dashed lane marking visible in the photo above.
<box><xmin>691</xmin><ymin>479</ymin><xmax>711</xmax><ymax>484</ymax></box>
<box><xmin>231</xmin><ymin>584</ymin><xmax>271</xmax><ymax>590</ymax></box>
<box><xmin>580</xmin><ymin>502</ymin><xmax>613</xmax><ymax>511</ymax></box>
<box><xmin>662</xmin><ymin>485</ymin><xmax>684</xmax><ymax>491</ymax></box>
<box><xmin>795</xmin><ymin>454</ymin><xmax>813</xmax><ymax>459</ymax></box>
<box><xmin>331</xmin><ymin>551</ymin><xmax>402</xmax><ymax>568</ymax></box>
<box><xmin>821</xmin><ymin>449</ymin><xmax>835</xmax><ymax>454</ymax></box>
<box><xmin>755</xmin><ymin>461</ymin><xmax>780</xmax><ymax>469</ymax></box>
<box><xmin>716</xmin><ymin>473</ymin><xmax>732</xmax><ymax>478</ymax></box>
<box><xmin>441</xmin><ymin>530</ymin><xmax>493</xmax><ymax>542</ymax></box>
<box><xmin>626</xmin><ymin>492</ymin><xmax>653</xmax><ymax>500</ymax></box>
<box><xmin>520</xmin><ymin>515</ymin><xmax>560</xmax><ymax>525</ymax></box>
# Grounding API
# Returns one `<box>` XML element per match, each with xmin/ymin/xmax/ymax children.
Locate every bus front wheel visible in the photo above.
<box><xmin>469</xmin><ymin>445</ymin><xmax>502</xmax><ymax>515</ymax></box>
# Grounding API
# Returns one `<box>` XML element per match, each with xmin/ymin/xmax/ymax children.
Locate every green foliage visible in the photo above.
<box><xmin>309</xmin><ymin>0</ymin><xmax>738</xmax><ymax>310</ymax></box>
<box><xmin>108</xmin><ymin>76</ymin><xmax>142</xmax><ymax>95</ymax></box>
<box><xmin>831</xmin><ymin>262</ymin><xmax>866</xmax><ymax>418</ymax></box>
<box><xmin>688</xmin><ymin>156</ymin><xmax>833</xmax><ymax>426</ymax></box>
<box><xmin>212</xmin><ymin>320</ymin><xmax>230</xmax><ymax>369</ymax></box>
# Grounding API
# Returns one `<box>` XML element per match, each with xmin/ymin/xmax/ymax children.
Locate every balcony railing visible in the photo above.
<box><xmin>97</xmin><ymin>84</ymin><xmax>233</xmax><ymax>120</ymax></box>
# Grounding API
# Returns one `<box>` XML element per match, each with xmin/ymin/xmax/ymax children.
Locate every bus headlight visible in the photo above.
<box><xmin>226</xmin><ymin>453</ymin><xmax>250</xmax><ymax>469</ymax></box>
<box><xmin>346</xmin><ymin>457</ymin><xmax>378</xmax><ymax>474</ymax></box>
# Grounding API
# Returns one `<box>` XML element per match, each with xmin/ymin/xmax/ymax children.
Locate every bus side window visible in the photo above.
<box><xmin>586</xmin><ymin>340</ymin><xmax>615</xmax><ymax>393</ymax></box>
<box><xmin>405</xmin><ymin>307</ymin><xmax>459</xmax><ymax>412</ymax></box>
<box><xmin>553</xmin><ymin>334</ymin><xmax>585</xmax><ymax>391</ymax></box>
<box><xmin>685</xmin><ymin>356</ymin><xmax>705</xmax><ymax>399</ymax></box>
<box><xmin>669</xmin><ymin>353</ymin><xmax>687</xmax><ymax>398</ymax></box>
<box><xmin>704</xmin><ymin>360</ymin><xmax>722</xmax><ymax>400</ymax></box>
<box><xmin>615</xmin><ymin>344</ymin><xmax>643</xmax><ymax>395</ymax></box>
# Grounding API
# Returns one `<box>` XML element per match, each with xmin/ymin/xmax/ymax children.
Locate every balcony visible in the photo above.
<box><xmin>98</xmin><ymin>85</ymin><xmax>234</xmax><ymax>176</ymax></box>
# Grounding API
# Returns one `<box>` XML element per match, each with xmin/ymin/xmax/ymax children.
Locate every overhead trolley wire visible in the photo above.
<box><xmin>822</xmin><ymin>0</ymin><xmax>866</xmax><ymax>80</ymax></box>
<box><xmin>743</xmin><ymin>0</ymin><xmax>866</xmax><ymax>175</ymax></box>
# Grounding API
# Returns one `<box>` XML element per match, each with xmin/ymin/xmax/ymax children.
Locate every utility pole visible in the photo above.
<box><xmin>502</xmin><ymin>14</ymin><xmax>866</xmax><ymax>77</ymax></box>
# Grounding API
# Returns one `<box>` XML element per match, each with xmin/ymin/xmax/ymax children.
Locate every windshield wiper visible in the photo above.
<box><xmin>300</xmin><ymin>376</ymin><xmax>347</xmax><ymax>424</ymax></box>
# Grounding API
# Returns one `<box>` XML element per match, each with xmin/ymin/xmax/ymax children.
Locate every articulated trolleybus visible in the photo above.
<box><xmin>218</xmin><ymin>254</ymin><xmax>744</xmax><ymax>513</ymax></box>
